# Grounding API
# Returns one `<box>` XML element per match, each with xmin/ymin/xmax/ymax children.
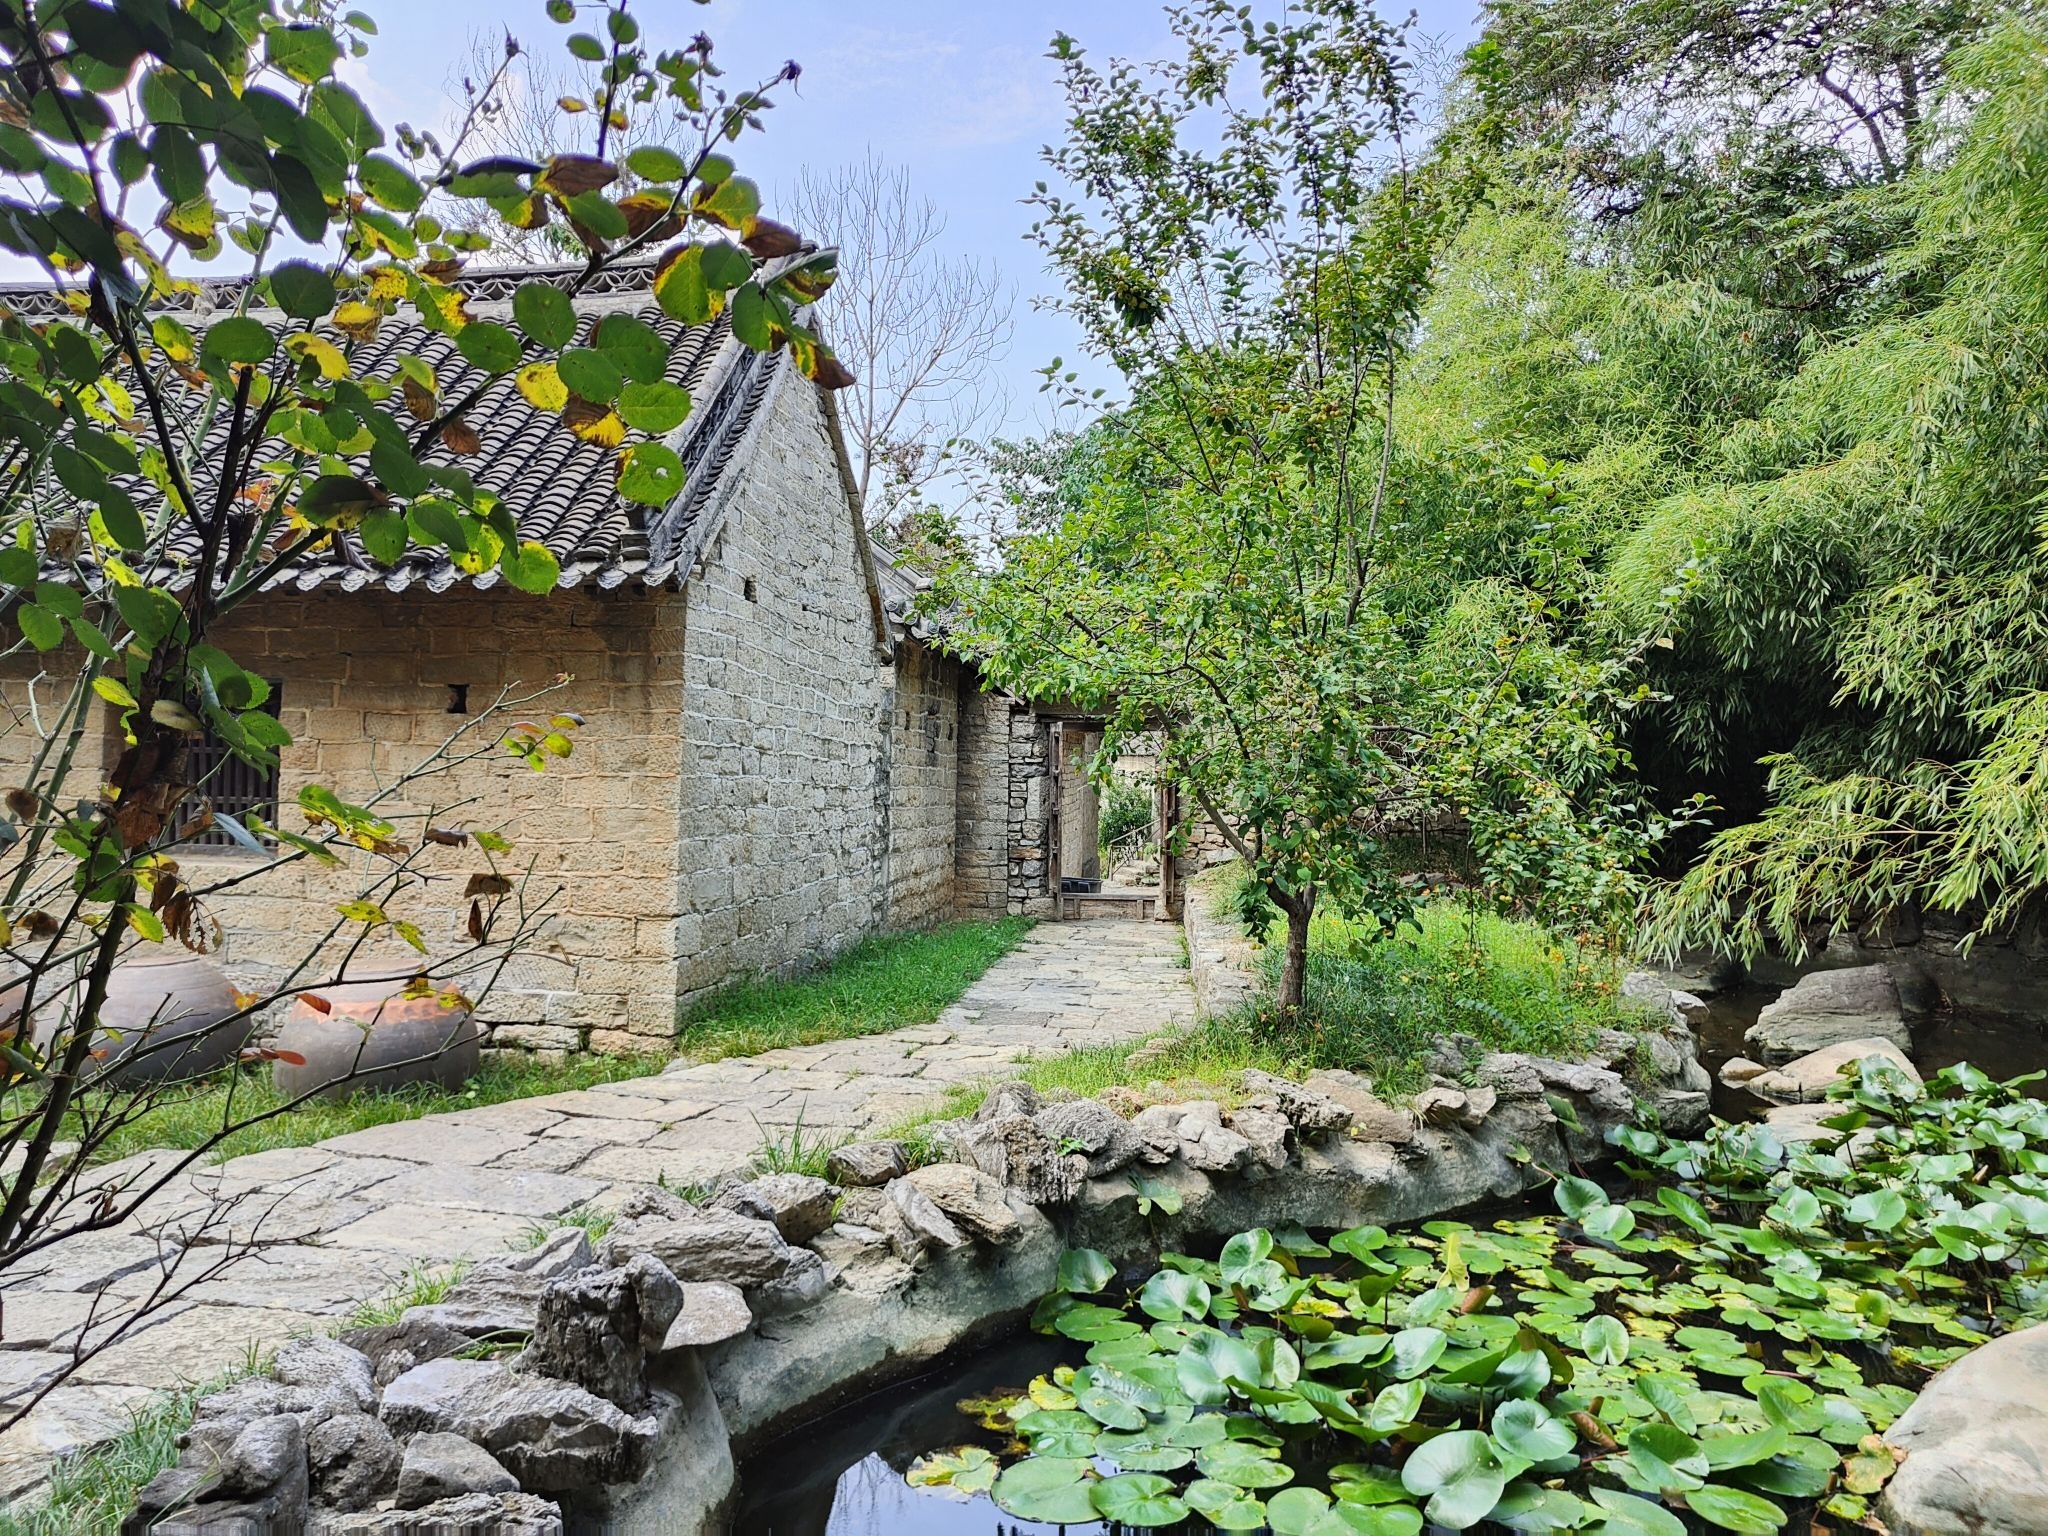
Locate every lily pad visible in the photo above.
<box><xmin>989</xmin><ymin>1456</ymin><xmax>1096</xmax><ymax>1524</ymax></box>
<box><xmin>1091</xmin><ymin>1471</ymin><xmax>1190</xmax><ymax>1527</ymax></box>
<box><xmin>1400</xmin><ymin>1428</ymin><xmax>1523</xmax><ymax>1530</ymax></box>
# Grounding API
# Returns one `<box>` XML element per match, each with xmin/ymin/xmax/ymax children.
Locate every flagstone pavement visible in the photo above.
<box><xmin>0</xmin><ymin>920</ymin><xmax>1195</xmax><ymax>1503</ymax></box>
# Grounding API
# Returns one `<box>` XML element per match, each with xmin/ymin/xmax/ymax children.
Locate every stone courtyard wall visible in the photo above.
<box><xmin>0</xmin><ymin>583</ymin><xmax>688</xmax><ymax>1055</ymax></box>
<box><xmin>1007</xmin><ymin>709</ymin><xmax>1056</xmax><ymax>916</ymax></box>
<box><xmin>954</xmin><ymin>688</ymin><xmax>1016</xmax><ymax>919</ymax></box>
<box><xmin>671</xmin><ymin>374</ymin><xmax>892</xmax><ymax>1008</ymax></box>
<box><xmin>882</xmin><ymin>638</ymin><xmax>962</xmax><ymax>928</ymax></box>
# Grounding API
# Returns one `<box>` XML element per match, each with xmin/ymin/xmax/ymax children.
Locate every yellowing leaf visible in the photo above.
<box><xmin>333</xmin><ymin>301</ymin><xmax>383</xmax><ymax>342</ymax></box>
<box><xmin>285</xmin><ymin>333</ymin><xmax>350</xmax><ymax>379</ymax></box>
<box><xmin>516</xmin><ymin>361</ymin><xmax>569</xmax><ymax>413</ymax></box>
<box><xmin>563</xmin><ymin>397</ymin><xmax>624</xmax><ymax>445</ymax></box>
<box><xmin>366</xmin><ymin>265</ymin><xmax>410</xmax><ymax>302</ymax></box>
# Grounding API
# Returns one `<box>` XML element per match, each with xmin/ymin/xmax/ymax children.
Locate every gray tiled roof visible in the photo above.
<box><xmin>0</xmin><ymin>262</ymin><xmax>777</xmax><ymax>592</ymax></box>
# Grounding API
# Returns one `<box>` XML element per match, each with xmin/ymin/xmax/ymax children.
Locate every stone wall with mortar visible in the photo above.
<box><xmin>671</xmin><ymin>374</ymin><xmax>892</xmax><ymax>1008</ymax></box>
<box><xmin>954</xmin><ymin>688</ymin><xmax>1017</xmax><ymax>920</ymax></box>
<box><xmin>1006</xmin><ymin>710</ymin><xmax>1055</xmax><ymax>916</ymax></box>
<box><xmin>882</xmin><ymin>638</ymin><xmax>962</xmax><ymax>929</ymax></box>
<box><xmin>0</xmin><ymin>583</ymin><xmax>689</xmax><ymax>1056</ymax></box>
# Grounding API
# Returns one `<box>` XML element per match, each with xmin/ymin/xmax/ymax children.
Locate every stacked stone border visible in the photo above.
<box><xmin>125</xmin><ymin>978</ymin><xmax>1717</xmax><ymax>1533</ymax></box>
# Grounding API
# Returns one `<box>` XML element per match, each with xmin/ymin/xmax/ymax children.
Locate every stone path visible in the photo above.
<box><xmin>0</xmin><ymin>921</ymin><xmax>1193</xmax><ymax>1500</ymax></box>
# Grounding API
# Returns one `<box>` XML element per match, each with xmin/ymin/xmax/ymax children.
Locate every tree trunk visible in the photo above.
<box><xmin>1275</xmin><ymin>887</ymin><xmax>1314</xmax><ymax>1021</ymax></box>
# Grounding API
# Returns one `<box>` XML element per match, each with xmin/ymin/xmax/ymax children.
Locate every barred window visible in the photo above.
<box><xmin>185</xmin><ymin>681</ymin><xmax>283</xmax><ymax>848</ymax></box>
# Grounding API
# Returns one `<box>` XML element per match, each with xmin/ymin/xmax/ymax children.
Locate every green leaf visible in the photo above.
<box><xmin>456</xmin><ymin>322</ymin><xmax>524</xmax><ymax>374</ymax></box>
<box><xmin>593</xmin><ymin>312</ymin><xmax>669</xmax><ymax>382</ymax></box>
<box><xmin>269</xmin><ymin>261</ymin><xmax>336</xmax><ymax>322</ymax></box>
<box><xmin>202</xmin><ymin>316</ymin><xmax>277</xmax><ymax>369</ymax></box>
<box><xmin>1625</xmin><ymin>1423</ymin><xmax>1710</xmax><ymax>1494</ymax></box>
<box><xmin>731</xmin><ymin>282</ymin><xmax>773</xmax><ymax>349</ymax></box>
<box><xmin>1400</xmin><ymin>1429</ymin><xmax>1519</xmax><ymax>1531</ymax></box>
<box><xmin>1491</xmin><ymin>1483</ymin><xmax>1590</xmax><ymax>1532</ymax></box>
<box><xmin>1138</xmin><ymin>1269</ymin><xmax>1212</xmax><ymax>1322</ymax></box>
<box><xmin>625</xmin><ymin>145</ymin><xmax>689</xmax><ymax>182</ymax></box>
<box><xmin>1195</xmin><ymin>1439</ymin><xmax>1294</xmax><ymax>1490</ymax></box>
<box><xmin>1090</xmin><ymin>1471</ymin><xmax>1188</xmax><ymax>1528</ymax></box>
<box><xmin>1057</xmin><ymin>1247</ymin><xmax>1116</xmax><ymax>1294</ymax></box>
<box><xmin>1220</xmin><ymin>1229</ymin><xmax>1275</xmax><ymax>1285</ymax></box>
<box><xmin>1555</xmin><ymin>1176</ymin><xmax>1609</xmax><ymax>1219</ymax></box>
<box><xmin>513</xmin><ymin>281</ymin><xmax>579</xmax><ymax>350</ymax></box>
<box><xmin>1490</xmin><ymin>1399</ymin><xmax>1575</xmax><ymax>1462</ymax></box>
<box><xmin>557</xmin><ymin>347</ymin><xmax>623</xmax><ymax>403</ymax></box>
<box><xmin>360</xmin><ymin>153</ymin><xmax>426</xmax><ymax>213</ymax></box>
<box><xmin>1585</xmin><ymin>1488</ymin><xmax>1689</xmax><ymax>1536</ymax></box>
<box><xmin>1185</xmin><ymin>1478</ymin><xmax>1268</xmax><ymax>1530</ymax></box>
<box><xmin>1387</xmin><ymin>1326</ymin><xmax>1447</xmax><ymax>1379</ymax></box>
<box><xmin>498</xmin><ymin>540</ymin><xmax>561</xmax><ymax>594</ymax></box>
<box><xmin>1685</xmin><ymin>1485</ymin><xmax>1788</xmax><ymax>1534</ymax></box>
<box><xmin>1585</xmin><ymin>1313</ymin><xmax>1630</xmax><ymax>1365</ymax></box>
<box><xmin>113</xmin><ymin>586</ymin><xmax>181</xmax><ymax>647</ymax></box>
<box><xmin>1054</xmin><ymin>1303</ymin><xmax>1140</xmax><ymax>1343</ymax></box>
<box><xmin>266</xmin><ymin>21</ymin><xmax>343</xmax><ymax>82</ymax></box>
<box><xmin>1179</xmin><ymin>1328</ymin><xmax>1261</xmax><ymax>1404</ymax></box>
<box><xmin>618</xmin><ymin>380</ymin><xmax>692</xmax><ymax>435</ymax></box>
<box><xmin>0</xmin><ymin>548</ymin><xmax>37</xmax><ymax>586</ymax></box>
<box><xmin>17</xmin><ymin>603</ymin><xmax>63</xmax><ymax>651</ymax></box>
<box><xmin>617</xmin><ymin>443</ymin><xmax>685</xmax><ymax>507</ymax></box>
<box><xmin>701</xmin><ymin>238</ymin><xmax>753</xmax><ymax>292</ymax></box>
<box><xmin>989</xmin><ymin>1457</ymin><xmax>1096</xmax><ymax>1524</ymax></box>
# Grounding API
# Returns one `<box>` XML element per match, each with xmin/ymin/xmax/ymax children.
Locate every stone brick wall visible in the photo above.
<box><xmin>954</xmin><ymin>686</ymin><xmax>1016</xmax><ymax>919</ymax></box>
<box><xmin>671</xmin><ymin>373</ymin><xmax>891</xmax><ymax>1007</ymax></box>
<box><xmin>1057</xmin><ymin>726</ymin><xmax>1104</xmax><ymax>883</ymax></box>
<box><xmin>0</xmin><ymin>584</ymin><xmax>688</xmax><ymax>1055</ymax></box>
<box><xmin>882</xmin><ymin>638</ymin><xmax>961</xmax><ymax>928</ymax></box>
<box><xmin>1007</xmin><ymin>709</ymin><xmax>1056</xmax><ymax>916</ymax></box>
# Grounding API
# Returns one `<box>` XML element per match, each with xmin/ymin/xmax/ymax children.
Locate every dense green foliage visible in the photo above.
<box><xmin>905</xmin><ymin>1061</ymin><xmax>2048</xmax><ymax>1531</ymax></box>
<box><xmin>941</xmin><ymin>2</ymin><xmax>1683</xmax><ymax>1014</ymax></box>
<box><xmin>981</xmin><ymin>892</ymin><xmax>1638</xmax><ymax>1104</ymax></box>
<box><xmin>959</xmin><ymin>0</ymin><xmax>2048</xmax><ymax>962</ymax></box>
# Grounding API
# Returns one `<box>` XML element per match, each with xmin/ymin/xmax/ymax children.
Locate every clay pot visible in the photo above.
<box><xmin>14</xmin><ymin>949</ymin><xmax>248</xmax><ymax>1086</ymax></box>
<box><xmin>271</xmin><ymin>981</ymin><xmax>479</xmax><ymax>1100</ymax></box>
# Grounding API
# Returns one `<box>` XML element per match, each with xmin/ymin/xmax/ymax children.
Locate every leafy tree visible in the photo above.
<box><xmin>0</xmin><ymin>0</ymin><xmax>846</xmax><ymax>1424</ymax></box>
<box><xmin>938</xmin><ymin>2</ymin><xmax>1672</xmax><ymax>1013</ymax></box>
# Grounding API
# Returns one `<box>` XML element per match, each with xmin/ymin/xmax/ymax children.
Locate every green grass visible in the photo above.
<box><xmin>54</xmin><ymin>1048</ymin><xmax>666</xmax><ymax>1169</ymax></box>
<box><xmin>675</xmin><ymin>917</ymin><xmax>1034</xmax><ymax>1063</ymax></box>
<box><xmin>923</xmin><ymin>894</ymin><xmax>1648</xmax><ymax>1112</ymax></box>
<box><xmin>337</xmin><ymin>1257</ymin><xmax>471</xmax><ymax>1330</ymax></box>
<box><xmin>0</xmin><ymin>1367</ymin><xmax>253</xmax><ymax>1536</ymax></box>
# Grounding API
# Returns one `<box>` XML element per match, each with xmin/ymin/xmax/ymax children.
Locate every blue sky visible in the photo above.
<box><xmin>348</xmin><ymin>0</ymin><xmax>1485</xmax><ymax>436</ymax></box>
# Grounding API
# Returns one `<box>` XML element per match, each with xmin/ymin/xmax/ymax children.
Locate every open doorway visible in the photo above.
<box><xmin>1051</xmin><ymin>724</ymin><xmax>1166</xmax><ymax>919</ymax></box>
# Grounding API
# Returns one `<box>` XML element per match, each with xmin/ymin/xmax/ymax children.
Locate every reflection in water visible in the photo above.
<box><xmin>729</xmin><ymin>1333</ymin><xmax>1117</xmax><ymax>1536</ymax></box>
<box><xmin>1686</xmin><ymin>981</ymin><xmax>2048</xmax><ymax>1120</ymax></box>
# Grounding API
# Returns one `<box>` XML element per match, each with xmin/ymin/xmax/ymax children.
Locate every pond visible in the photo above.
<box><xmin>1685</xmin><ymin>982</ymin><xmax>2047</xmax><ymax>1118</ymax></box>
<box><xmin>729</xmin><ymin>1331</ymin><xmax>1095</xmax><ymax>1535</ymax></box>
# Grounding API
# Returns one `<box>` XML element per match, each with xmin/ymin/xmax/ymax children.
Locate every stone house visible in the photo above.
<box><xmin>0</xmin><ymin>263</ymin><xmax>1177</xmax><ymax>1055</ymax></box>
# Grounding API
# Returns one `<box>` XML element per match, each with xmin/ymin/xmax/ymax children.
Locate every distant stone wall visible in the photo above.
<box><xmin>672</xmin><ymin>373</ymin><xmax>891</xmax><ymax>1010</ymax></box>
<box><xmin>883</xmin><ymin>638</ymin><xmax>961</xmax><ymax>928</ymax></box>
<box><xmin>0</xmin><ymin>583</ymin><xmax>689</xmax><ymax>1056</ymax></box>
<box><xmin>1057</xmin><ymin>726</ymin><xmax>1103</xmax><ymax>883</ymax></box>
<box><xmin>955</xmin><ymin>688</ymin><xmax>1016</xmax><ymax>919</ymax></box>
<box><xmin>1007</xmin><ymin>710</ymin><xmax>1055</xmax><ymax>916</ymax></box>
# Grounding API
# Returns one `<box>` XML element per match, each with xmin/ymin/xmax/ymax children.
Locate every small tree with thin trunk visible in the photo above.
<box><xmin>934</xmin><ymin>1</ymin><xmax>1665</xmax><ymax>1016</ymax></box>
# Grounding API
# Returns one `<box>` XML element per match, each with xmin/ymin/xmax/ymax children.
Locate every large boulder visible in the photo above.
<box><xmin>1240</xmin><ymin>1070</ymin><xmax>1352</xmax><ymax>1136</ymax></box>
<box><xmin>421</xmin><ymin>1228</ymin><xmax>597</xmax><ymax>1338</ymax></box>
<box><xmin>1034</xmin><ymin>1098</ymin><xmax>1145</xmax><ymax>1177</ymax></box>
<box><xmin>396</xmin><ymin>1432</ymin><xmax>519</xmax><ymax>1507</ymax></box>
<box><xmin>1747</xmin><ymin>1037</ymin><xmax>1921</xmax><ymax>1103</ymax></box>
<box><xmin>659</xmin><ymin>1282</ymin><xmax>752</xmax><ymax>1350</ymax></box>
<box><xmin>598</xmin><ymin>1209</ymin><xmax>802</xmax><ymax>1291</ymax></box>
<box><xmin>711</xmin><ymin>1173</ymin><xmax>840</xmax><ymax>1245</ymax></box>
<box><xmin>525</xmin><ymin>1252</ymin><xmax>683</xmax><ymax>1407</ymax></box>
<box><xmin>1746</xmin><ymin>965</ymin><xmax>1911</xmax><ymax>1063</ymax></box>
<box><xmin>307</xmin><ymin>1411</ymin><xmax>402</xmax><ymax>1513</ymax></box>
<box><xmin>379</xmin><ymin>1357</ymin><xmax>662</xmax><ymax>1493</ymax></box>
<box><xmin>132</xmin><ymin>1413</ymin><xmax>310</xmax><ymax>1536</ymax></box>
<box><xmin>341</xmin><ymin>1314</ymin><xmax>475</xmax><ymax>1389</ymax></box>
<box><xmin>900</xmin><ymin>1163</ymin><xmax>1021</xmax><ymax>1245</ymax></box>
<box><xmin>825</xmin><ymin>1140</ymin><xmax>908</xmax><ymax>1188</ymax></box>
<box><xmin>1882</xmin><ymin>1322</ymin><xmax>2048</xmax><ymax>1535</ymax></box>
